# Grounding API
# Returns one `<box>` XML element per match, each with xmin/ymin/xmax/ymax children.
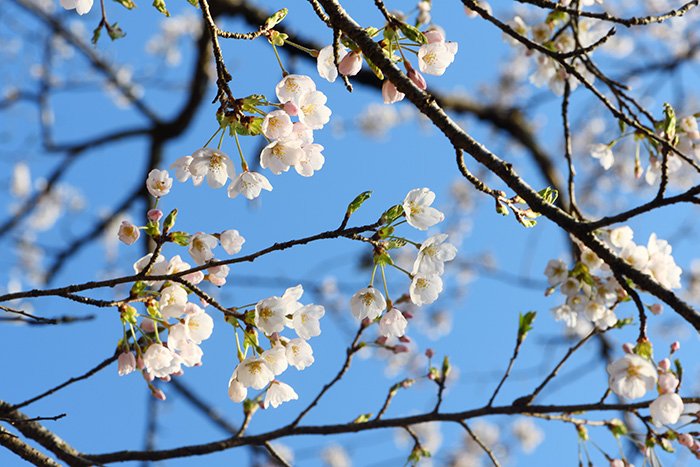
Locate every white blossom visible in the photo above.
<box><xmin>262</xmin><ymin>345</ymin><xmax>289</xmax><ymax>376</ymax></box>
<box><xmin>338</xmin><ymin>52</ymin><xmax>362</xmax><ymax>76</ymax></box>
<box><xmin>118</xmin><ymin>221</ymin><xmax>140</xmax><ymax>245</ymax></box>
<box><xmin>292</xmin><ymin>304</ymin><xmax>325</xmax><ymax>340</ymax></box>
<box><xmin>409</xmin><ymin>274</ymin><xmax>443</xmax><ymax>306</ymax></box>
<box><xmin>412</xmin><ymin>234</ymin><xmax>457</xmax><ymax>275</ymax></box>
<box><xmin>184</xmin><ymin>308</ymin><xmax>214</xmax><ymax>343</ymax></box>
<box><xmin>228</xmin><ymin>171</ymin><xmax>273</xmax><ymax>199</ymax></box>
<box><xmin>188</xmin><ymin>232</ymin><xmax>218</xmax><ymax>265</ymax></box>
<box><xmin>264</xmin><ymin>380</ymin><xmax>299</xmax><ymax>408</ymax></box>
<box><xmin>60</xmin><ymin>0</ymin><xmax>93</xmax><ymax>15</ymax></box>
<box><xmin>379</xmin><ymin>308</ymin><xmax>408</xmax><ymax>338</ymax></box>
<box><xmin>170</xmin><ymin>155</ymin><xmax>203</xmax><ymax>185</ymax></box>
<box><xmin>403</xmin><ymin>188</ymin><xmax>445</xmax><ymax>230</ymax></box>
<box><xmin>117</xmin><ymin>352</ymin><xmax>136</xmax><ymax>376</ymax></box>
<box><xmin>650</xmin><ymin>392</ymin><xmax>684</xmax><ymax>426</ymax></box>
<box><xmin>146</xmin><ymin>169</ymin><xmax>173</xmax><ymax>198</ymax></box>
<box><xmin>220</xmin><ymin>229</ymin><xmax>245</xmax><ymax>255</ymax></box>
<box><xmin>544</xmin><ymin>259</ymin><xmax>568</xmax><ymax>286</ymax></box>
<box><xmin>607</xmin><ymin>354</ymin><xmax>657</xmax><ymax>399</ymax></box>
<box><xmin>255</xmin><ymin>285</ymin><xmax>304</xmax><ymax>335</ymax></box>
<box><xmin>260</xmin><ymin>138</ymin><xmax>304</xmax><ymax>175</ymax></box>
<box><xmin>275</xmin><ymin>74</ymin><xmax>316</xmax><ymax>106</ymax></box>
<box><xmin>228</xmin><ymin>376</ymin><xmax>247</xmax><ymax>402</ymax></box>
<box><xmin>590</xmin><ymin>143</ymin><xmax>614</xmax><ymax>170</ymax></box>
<box><xmin>418</xmin><ymin>41</ymin><xmax>458</xmax><ymax>76</ymax></box>
<box><xmin>262</xmin><ymin>110</ymin><xmax>294</xmax><ymax>140</ymax></box>
<box><xmin>297</xmin><ymin>91</ymin><xmax>332</xmax><ymax>130</ymax></box>
<box><xmin>160</xmin><ymin>285</ymin><xmax>188</xmax><ymax>318</ymax></box>
<box><xmin>317</xmin><ymin>45</ymin><xmax>347</xmax><ymax>83</ymax></box>
<box><xmin>143</xmin><ymin>343</ymin><xmax>183</xmax><ymax>378</ymax></box>
<box><xmin>382</xmin><ymin>79</ymin><xmax>405</xmax><ymax>104</ymax></box>
<box><xmin>10</xmin><ymin>162</ymin><xmax>31</xmax><ymax>198</ymax></box>
<box><xmin>286</xmin><ymin>338</ymin><xmax>314</xmax><ymax>370</ymax></box>
<box><xmin>235</xmin><ymin>356</ymin><xmax>274</xmax><ymax>390</ymax></box>
<box><xmin>350</xmin><ymin>287</ymin><xmax>386</xmax><ymax>320</ymax></box>
<box><xmin>189</xmin><ymin>148</ymin><xmax>236</xmax><ymax>189</ymax></box>
<box><xmin>295</xmin><ymin>143</ymin><xmax>325</xmax><ymax>177</ymax></box>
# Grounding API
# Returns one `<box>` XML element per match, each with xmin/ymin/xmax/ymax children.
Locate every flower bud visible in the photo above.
<box><xmin>402</xmin><ymin>311</ymin><xmax>414</xmax><ymax>319</ymax></box>
<box><xmin>118</xmin><ymin>221</ymin><xmax>140</xmax><ymax>245</ymax></box>
<box><xmin>407</xmin><ymin>67</ymin><xmax>427</xmax><ymax>90</ymax></box>
<box><xmin>658</xmin><ymin>372</ymin><xmax>679</xmax><ymax>394</ymax></box>
<box><xmin>425</xmin><ymin>29</ymin><xmax>445</xmax><ymax>44</ymax></box>
<box><xmin>117</xmin><ymin>351</ymin><xmax>136</xmax><ymax>376</ymax></box>
<box><xmin>609</xmin><ymin>460</ymin><xmax>624</xmax><ymax>467</ymax></box>
<box><xmin>151</xmin><ymin>388</ymin><xmax>166</xmax><ymax>401</ymax></box>
<box><xmin>678</xmin><ymin>433</ymin><xmax>694</xmax><ymax>447</ymax></box>
<box><xmin>147</xmin><ymin>209</ymin><xmax>163</xmax><ymax>222</ymax></box>
<box><xmin>425</xmin><ymin>348</ymin><xmax>434</xmax><ymax>358</ymax></box>
<box><xmin>649</xmin><ymin>303</ymin><xmax>663</xmax><ymax>315</ymax></box>
<box><xmin>338</xmin><ymin>52</ymin><xmax>362</xmax><ymax>76</ymax></box>
<box><xmin>394</xmin><ymin>345</ymin><xmax>409</xmax><ymax>353</ymax></box>
<box><xmin>399</xmin><ymin>335</ymin><xmax>411</xmax><ymax>343</ymax></box>
<box><xmin>671</xmin><ymin>341</ymin><xmax>680</xmax><ymax>353</ymax></box>
<box><xmin>382</xmin><ymin>80</ymin><xmax>405</xmax><ymax>104</ymax></box>
<box><xmin>283</xmin><ymin>101</ymin><xmax>298</xmax><ymax>116</ymax></box>
<box><xmin>658</xmin><ymin>358</ymin><xmax>671</xmax><ymax>371</ymax></box>
<box><xmin>142</xmin><ymin>369</ymin><xmax>154</xmax><ymax>382</ymax></box>
<box><xmin>375</xmin><ymin>336</ymin><xmax>388</xmax><ymax>346</ymax></box>
<box><xmin>136</xmin><ymin>356</ymin><xmax>145</xmax><ymax>370</ymax></box>
<box><xmin>622</xmin><ymin>342</ymin><xmax>634</xmax><ymax>354</ymax></box>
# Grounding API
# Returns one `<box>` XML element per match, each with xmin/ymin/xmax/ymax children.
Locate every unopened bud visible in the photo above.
<box><xmin>151</xmin><ymin>389</ymin><xmax>166</xmax><ymax>401</ymax></box>
<box><xmin>671</xmin><ymin>341</ymin><xmax>680</xmax><ymax>353</ymax></box>
<box><xmin>649</xmin><ymin>303</ymin><xmax>663</xmax><ymax>315</ymax></box>
<box><xmin>658</xmin><ymin>358</ymin><xmax>671</xmax><ymax>371</ymax></box>
<box><xmin>147</xmin><ymin>209</ymin><xmax>163</xmax><ymax>222</ymax></box>
<box><xmin>375</xmin><ymin>336</ymin><xmax>388</xmax><ymax>346</ymax></box>
<box><xmin>338</xmin><ymin>52</ymin><xmax>362</xmax><ymax>76</ymax></box>
<box><xmin>678</xmin><ymin>433</ymin><xmax>694</xmax><ymax>447</ymax></box>
<box><xmin>399</xmin><ymin>335</ymin><xmax>411</xmax><ymax>343</ymax></box>
<box><xmin>402</xmin><ymin>311</ymin><xmax>414</xmax><ymax>319</ymax></box>
<box><xmin>425</xmin><ymin>28</ymin><xmax>445</xmax><ymax>44</ymax></box>
<box><xmin>425</xmin><ymin>348</ymin><xmax>434</xmax><ymax>358</ymax></box>
<box><xmin>622</xmin><ymin>342</ymin><xmax>634</xmax><ymax>354</ymax></box>
<box><xmin>394</xmin><ymin>345</ymin><xmax>409</xmax><ymax>353</ymax></box>
<box><xmin>283</xmin><ymin>101</ymin><xmax>298</xmax><ymax>116</ymax></box>
<box><xmin>361</xmin><ymin>317</ymin><xmax>371</xmax><ymax>328</ymax></box>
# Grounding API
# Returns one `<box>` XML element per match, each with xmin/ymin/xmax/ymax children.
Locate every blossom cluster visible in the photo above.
<box><xmin>350</xmin><ymin>188</ymin><xmax>456</xmax><ymax>347</ymax></box>
<box><xmin>227</xmin><ymin>284</ymin><xmax>324</xmax><ymax>409</ymax></box>
<box><xmin>545</xmin><ymin>226</ymin><xmax>681</xmax><ymax>332</ymax></box>
<box><xmin>315</xmin><ymin>12</ymin><xmax>458</xmax><ymax>105</ymax></box>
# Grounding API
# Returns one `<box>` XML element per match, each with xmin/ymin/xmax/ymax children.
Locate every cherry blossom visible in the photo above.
<box><xmin>260</xmin><ymin>138</ymin><xmax>304</xmax><ymax>175</ymax></box>
<box><xmin>379</xmin><ymin>308</ymin><xmax>408</xmax><ymax>338</ymax></box>
<box><xmin>382</xmin><ymin>80</ymin><xmax>405</xmax><ymax>104</ymax></box>
<box><xmin>255</xmin><ymin>285</ymin><xmax>304</xmax><ymax>335</ymax></box>
<box><xmin>60</xmin><ymin>0</ymin><xmax>93</xmax><ymax>15</ymax></box>
<box><xmin>189</xmin><ymin>148</ymin><xmax>236</xmax><ymax>189</ymax></box>
<box><xmin>170</xmin><ymin>155</ymin><xmax>203</xmax><ymax>186</ymax></box>
<box><xmin>235</xmin><ymin>357</ymin><xmax>274</xmax><ymax>390</ymax></box>
<box><xmin>146</xmin><ymin>169</ymin><xmax>173</xmax><ymax>198</ymax></box>
<box><xmin>262</xmin><ymin>345</ymin><xmax>289</xmax><ymax>376</ymax></box>
<box><xmin>143</xmin><ymin>344</ymin><xmax>183</xmax><ymax>378</ymax></box>
<box><xmin>291</xmin><ymin>304</ymin><xmax>325</xmax><ymax>340</ymax></box>
<box><xmin>286</xmin><ymin>338</ymin><xmax>314</xmax><ymax>370</ymax></box>
<box><xmin>338</xmin><ymin>52</ymin><xmax>362</xmax><ymax>76</ymax></box>
<box><xmin>275</xmin><ymin>74</ymin><xmax>316</xmax><ymax>106</ymax></box>
<box><xmin>403</xmin><ymin>188</ymin><xmax>445</xmax><ymax>230</ymax></box>
<box><xmin>228</xmin><ymin>171</ymin><xmax>273</xmax><ymax>199</ymax></box>
<box><xmin>159</xmin><ymin>284</ymin><xmax>188</xmax><ymax>318</ymax></box>
<box><xmin>650</xmin><ymin>392</ymin><xmax>684</xmax><ymax>426</ymax></box>
<box><xmin>590</xmin><ymin>143</ymin><xmax>614</xmax><ymax>170</ymax></box>
<box><xmin>188</xmin><ymin>232</ymin><xmax>217</xmax><ymax>265</ymax></box>
<box><xmin>220</xmin><ymin>229</ymin><xmax>245</xmax><ymax>255</ymax></box>
<box><xmin>350</xmin><ymin>287</ymin><xmax>387</xmax><ymax>320</ymax></box>
<box><xmin>409</xmin><ymin>273</ymin><xmax>443</xmax><ymax>306</ymax></box>
<box><xmin>317</xmin><ymin>45</ymin><xmax>347</xmax><ymax>83</ymax></box>
<box><xmin>262</xmin><ymin>110</ymin><xmax>294</xmax><ymax>140</ymax></box>
<box><xmin>297</xmin><ymin>91</ymin><xmax>332</xmax><ymax>130</ymax></box>
<box><xmin>607</xmin><ymin>354</ymin><xmax>657</xmax><ymax>399</ymax></box>
<box><xmin>295</xmin><ymin>143</ymin><xmax>325</xmax><ymax>177</ymax></box>
<box><xmin>418</xmin><ymin>41</ymin><xmax>458</xmax><ymax>76</ymax></box>
<box><xmin>117</xmin><ymin>352</ymin><xmax>136</xmax><ymax>376</ymax></box>
<box><xmin>227</xmin><ymin>376</ymin><xmax>247</xmax><ymax>402</ymax></box>
<box><xmin>412</xmin><ymin>234</ymin><xmax>457</xmax><ymax>275</ymax></box>
<box><xmin>118</xmin><ymin>221</ymin><xmax>140</xmax><ymax>245</ymax></box>
<box><xmin>264</xmin><ymin>380</ymin><xmax>298</xmax><ymax>408</ymax></box>
<box><xmin>183</xmin><ymin>309</ymin><xmax>214</xmax><ymax>343</ymax></box>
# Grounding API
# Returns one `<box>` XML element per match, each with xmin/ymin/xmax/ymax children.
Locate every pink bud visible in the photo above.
<box><xmin>283</xmin><ymin>101</ymin><xmax>298</xmax><ymax>116</ymax></box>
<box><xmin>382</xmin><ymin>80</ymin><xmax>405</xmax><ymax>104</ymax></box>
<box><xmin>136</xmin><ymin>356</ymin><xmax>145</xmax><ymax>370</ymax></box>
<box><xmin>151</xmin><ymin>389</ymin><xmax>166</xmax><ymax>401</ymax></box>
<box><xmin>375</xmin><ymin>336</ymin><xmax>388</xmax><ymax>346</ymax></box>
<box><xmin>425</xmin><ymin>29</ymin><xmax>445</xmax><ymax>44</ymax></box>
<box><xmin>671</xmin><ymin>341</ymin><xmax>680</xmax><ymax>353</ymax></box>
<box><xmin>658</xmin><ymin>373</ymin><xmax>679</xmax><ymax>394</ymax></box>
<box><xmin>407</xmin><ymin>68</ymin><xmax>427</xmax><ymax>90</ymax></box>
<box><xmin>425</xmin><ymin>348</ymin><xmax>434</xmax><ymax>358</ymax></box>
<box><xmin>338</xmin><ymin>52</ymin><xmax>362</xmax><ymax>76</ymax></box>
<box><xmin>142</xmin><ymin>369</ymin><xmax>154</xmax><ymax>383</ymax></box>
<box><xmin>649</xmin><ymin>303</ymin><xmax>663</xmax><ymax>315</ymax></box>
<box><xmin>141</xmin><ymin>318</ymin><xmax>156</xmax><ymax>334</ymax></box>
<box><xmin>394</xmin><ymin>345</ymin><xmax>409</xmax><ymax>353</ymax></box>
<box><xmin>159</xmin><ymin>375</ymin><xmax>171</xmax><ymax>382</ymax></box>
<box><xmin>117</xmin><ymin>351</ymin><xmax>136</xmax><ymax>376</ymax></box>
<box><xmin>658</xmin><ymin>358</ymin><xmax>671</xmax><ymax>371</ymax></box>
<box><xmin>399</xmin><ymin>335</ymin><xmax>411</xmax><ymax>343</ymax></box>
<box><xmin>678</xmin><ymin>433</ymin><xmax>694</xmax><ymax>447</ymax></box>
<box><xmin>622</xmin><ymin>343</ymin><xmax>634</xmax><ymax>354</ymax></box>
<box><xmin>147</xmin><ymin>209</ymin><xmax>163</xmax><ymax>222</ymax></box>
<box><xmin>609</xmin><ymin>460</ymin><xmax>624</xmax><ymax>467</ymax></box>
<box><xmin>402</xmin><ymin>311</ymin><xmax>414</xmax><ymax>319</ymax></box>
<box><xmin>694</xmin><ymin>440</ymin><xmax>700</xmax><ymax>452</ymax></box>
<box><xmin>361</xmin><ymin>317</ymin><xmax>371</xmax><ymax>328</ymax></box>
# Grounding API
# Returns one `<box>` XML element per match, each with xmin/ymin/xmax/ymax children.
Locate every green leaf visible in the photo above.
<box><xmin>120</xmin><ymin>305</ymin><xmax>138</xmax><ymax>325</ymax></box>
<box><xmin>380</xmin><ymin>204</ymin><xmax>404</xmax><ymax>225</ymax></box>
<box><xmin>239</xmin><ymin>94</ymin><xmax>266</xmax><ymax>113</ymax></box>
<box><xmin>545</xmin><ymin>10</ymin><xmax>568</xmax><ymax>25</ymax></box>
<box><xmin>264</xmin><ymin>8</ymin><xmax>288</xmax><ymax>30</ymax></box>
<box><xmin>186</xmin><ymin>0</ymin><xmax>198</xmax><ymax>6</ymax></box>
<box><xmin>373</xmin><ymin>252</ymin><xmax>393</xmax><ymax>266</ymax></box>
<box><xmin>385</xmin><ymin>238</ymin><xmax>407</xmax><ymax>250</ymax></box>
<box><xmin>346</xmin><ymin>191</ymin><xmax>372</xmax><ymax>217</ymax></box>
<box><xmin>106</xmin><ymin>23</ymin><xmax>126</xmax><ymax>41</ymax></box>
<box><xmin>517</xmin><ymin>311</ymin><xmax>536</xmax><ymax>340</ymax></box>
<box><xmin>441</xmin><ymin>356</ymin><xmax>451</xmax><ymax>380</ymax></box>
<box><xmin>398</xmin><ymin>22</ymin><xmax>427</xmax><ymax>44</ymax></box>
<box><xmin>377</xmin><ymin>226</ymin><xmax>394</xmax><ymax>238</ymax></box>
<box><xmin>634</xmin><ymin>340</ymin><xmax>654</xmax><ymax>360</ymax></box>
<box><xmin>365</xmin><ymin>56</ymin><xmax>384</xmax><ymax>80</ymax></box>
<box><xmin>608</xmin><ymin>418</ymin><xmax>628</xmax><ymax>438</ymax></box>
<box><xmin>130</xmin><ymin>281</ymin><xmax>146</xmax><ymax>296</ymax></box>
<box><xmin>538</xmin><ymin>186</ymin><xmax>559</xmax><ymax>205</ymax></box>
<box><xmin>163</xmin><ymin>208</ymin><xmax>177</xmax><ymax>233</ymax></box>
<box><xmin>495</xmin><ymin>200</ymin><xmax>509</xmax><ymax>216</ymax></box>
<box><xmin>231</xmin><ymin>117</ymin><xmax>264</xmax><ymax>136</ymax></box>
<box><xmin>365</xmin><ymin>26</ymin><xmax>381</xmax><ymax>38</ymax></box>
<box><xmin>663</xmin><ymin>102</ymin><xmax>677</xmax><ymax>142</ymax></box>
<box><xmin>612</xmin><ymin>317</ymin><xmax>633</xmax><ymax>328</ymax></box>
<box><xmin>91</xmin><ymin>23</ymin><xmax>103</xmax><ymax>45</ymax></box>
<box><xmin>383</xmin><ymin>26</ymin><xmax>397</xmax><ymax>42</ymax></box>
<box><xmin>674</xmin><ymin>358</ymin><xmax>683</xmax><ymax>383</ymax></box>
<box><xmin>152</xmin><ymin>0</ymin><xmax>170</xmax><ymax>16</ymax></box>
<box><xmin>144</xmin><ymin>222</ymin><xmax>160</xmax><ymax>238</ymax></box>
<box><xmin>169</xmin><ymin>231</ymin><xmax>191</xmax><ymax>246</ymax></box>
<box><xmin>113</xmin><ymin>0</ymin><xmax>136</xmax><ymax>9</ymax></box>
<box><xmin>352</xmin><ymin>413</ymin><xmax>373</xmax><ymax>423</ymax></box>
